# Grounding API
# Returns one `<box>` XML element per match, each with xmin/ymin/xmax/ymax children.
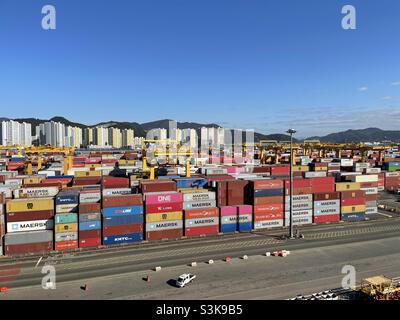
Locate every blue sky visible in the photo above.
<box><xmin>0</xmin><ymin>0</ymin><xmax>399</xmax><ymax>137</ymax></box>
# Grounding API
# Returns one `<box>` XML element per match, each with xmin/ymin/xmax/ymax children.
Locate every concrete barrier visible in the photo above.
<box><xmin>154</xmin><ymin>266</ymin><xmax>162</xmax><ymax>272</ymax></box>
<box><xmin>207</xmin><ymin>259</ymin><xmax>214</xmax><ymax>264</ymax></box>
<box><xmin>265</xmin><ymin>252</ymin><xmax>271</xmax><ymax>256</ymax></box>
<box><xmin>241</xmin><ymin>255</ymin><xmax>248</xmax><ymax>260</ymax></box>
<box><xmin>190</xmin><ymin>262</ymin><xmax>197</xmax><ymax>267</ymax></box>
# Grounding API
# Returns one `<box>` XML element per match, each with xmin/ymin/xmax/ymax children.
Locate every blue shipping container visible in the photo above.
<box><xmin>79</xmin><ymin>221</ymin><xmax>101</xmax><ymax>231</ymax></box>
<box><xmin>238</xmin><ymin>222</ymin><xmax>253</xmax><ymax>232</ymax></box>
<box><xmin>253</xmin><ymin>188</ymin><xmax>283</xmax><ymax>197</ymax></box>
<box><xmin>220</xmin><ymin>224</ymin><xmax>238</xmax><ymax>233</ymax></box>
<box><xmin>56</xmin><ymin>193</ymin><xmax>80</xmax><ymax>205</ymax></box>
<box><xmin>103</xmin><ymin>232</ymin><xmax>143</xmax><ymax>245</ymax></box>
<box><xmin>341</xmin><ymin>212</ymin><xmax>365</xmax><ymax>221</ymax></box>
<box><xmin>102</xmin><ymin>214</ymin><xmax>144</xmax><ymax>226</ymax></box>
<box><xmin>102</xmin><ymin>205</ymin><xmax>143</xmax><ymax>217</ymax></box>
<box><xmin>174</xmin><ymin>178</ymin><xmax>208</xmax><ymax>189</ymax></box>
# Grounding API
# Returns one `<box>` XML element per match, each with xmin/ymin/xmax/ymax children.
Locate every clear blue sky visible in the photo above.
<box><xmin>0</xmin><ymin>0</ymin><xmax>399</xmax><ymax>137</ymax></box>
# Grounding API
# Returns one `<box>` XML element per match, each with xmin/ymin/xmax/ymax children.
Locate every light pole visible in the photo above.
<box><xmin>286</xmin><ymin>128</ymin><xmax>296</xmax><ymax>239</ymax></box>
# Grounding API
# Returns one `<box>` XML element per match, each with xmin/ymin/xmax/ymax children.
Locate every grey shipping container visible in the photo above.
<box><xmin>4</xmin><ymin>230</ymin><xmax>53</xmax><ymax>245</ymax></box>
<box><xmin>79</xmin><ymin>212</ymin><xmax>101</xmax><ymax>222</ymax></box>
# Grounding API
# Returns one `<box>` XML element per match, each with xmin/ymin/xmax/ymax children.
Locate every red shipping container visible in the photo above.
<box><xmin>271</xmin><ymin>166</ymin><xmax>290</xmax><ymax>176</ymax></box>
<box><xmin>365</xmin><ymin>194</ymin><xmax>378</xmax><ymax>201</ymax></box>
<box><xmin>73</xmin><ymin>177</ymin><xmax>101</xmax><ymax>186</ymax></box>
<box><xmin>184</xmin><ymin>225</ymin><xmax>219</xmax><ymax>236</ymax></box>
<box><xmin>340</xmin><ymin>190</ymin><xmax>365</xmax><ymax>199</ymax></box>
<box><xmin>313</xmin><ymin>215</ymin><xmax>340</xmax><ymax>224</ymax></box>
<box><xmin>253</xmin><ymin>196</ymin><xmax>284</xmax><ymax>205</ymax></box>
<box><xmin>250</xmin><ymin>179</ymin><xmax>283</xmax><ymax>189</ymax></box>
<box><xmin>79</xmin><ymin>203</ymin><xmax>101</xmax><ymax>214</ymax></box>
<box><xmin>79</xmin><ymin>238</ymin><xmax>101</xmax><ymax>248</ymax></box>
<box><xmin>145</xmin><ymin>229</ymin><xmax>182</xmax><ymax>241</ymax></box>
<box><xmin>254</xmin><ymin>212</ymin><xmax>284</xmax><ymax>221</ymax></box>
<box><xmin>310</xmin><ymin>177</ymin><xmax>335</xmax><ymax>186</ymax></box>
<box><xmin>5</xmin><ymin>242</ymin><xmax>53</xmax><ymax>255</ymax></box>
<box><xmin>251</xmin><ymin>167</ymin><xmax>271</xmax><ymax>173</ymax></box>
<box><xmin>184</xmin><ymin>208</ymin><xmax>219</xmax><ymax>219</ymax></box>
<box><xmin>103</xmin><ymin>224</ymin><xmax>143</xmax><ymax>236</ymax></box>
<box><xmin>283</xmin><ymin>178</ymin><xmax>312</xmax><ymax>188</ymax></box>
<box><xmin>103</xmin><ymin>194</ymin><xmax>143</xmax><ymax>208</ymax></box>
<box><xmin>79</xmin><ymin>229</ymin><xmax>101</xmax><ymax>239</ymax></box>
<box><xmin>140</xmin><ymin>181</ymin><xmax>177</xmax><ymax>193</ymax></box>
<box><xmin>311</xmin><ymin>184</ymin><xmax>335</xmax><ymax>193</ymax></box>
<box><xmin>145</xmin><ymin>202</ymin><xmax>183</xmax><ymax>214</ymax></box>
<box><xmin>41</xmin><ymin>178</ymin><xmax>71</xmax><ymax>186</ymax></box>
<box><xmin>313</xmin><ymin>192</ymin><xmax>340</xmax><ymax>201</ymax></box>
<box><xmin>341</xmin><ymin>198</ymin><xmax>366</xmax><ymax>206</ymax></box>
<box><xmin>23</xmin><ymin>182</ymin><xmax>62</xmax><ymax>188</ymax></box>
<box><xmin>359</xmin><ymin>181</ymin><xmax>379</xmax><ymax>188</ymax></box>
<box><xmin>55</xmin><ymin>240</ymin><xmax>78</xmax><ymax>251</ymax></box>
<box><xmin>102</xmin><ymin>176</ymin><xmax>129</xmax><ymax>189</ymax></box>
<box><xmin>6</xmin><ymin>210</ymin><xmax>54</xmax><ymax>222</ymax></box>
<box><xmin>254</xmin><ymin>204</ymin><xmax>284</xmax><ymax>215</ymax></box>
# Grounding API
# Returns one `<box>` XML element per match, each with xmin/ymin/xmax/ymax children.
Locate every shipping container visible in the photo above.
<box><xmin>103</xmin><ymin>232</ymin><xmax>143</xmax><ymax>245</ymax></box>
<box><xmin>55</xmin><ymin>232</ymin><xmax>78</xmax><ymax>242</ymax></box>
<box><xmin>7</xmin><ymin>219</ymin><xmax>54</xmax><ymax>233</ymax></box>
<box><xmin>145</xmin><ymin>211</ymin><xmax>183</xmax><ymax>223</ymax></box>
<box><xmin>146</xmin><ymin>220</ymin><xmax>183</xmax><ymax>231</ymax></box>
<box><xmin>79</xmin><ymin>229</ymin><xmax>101</xmax><ymax>239</ymax></box>
<box><xmin>184</xmin><ymin>225</ymin><xmax>219</xmax><ymax>236</ymax></box>
<box><xmin>184</xmin><ymin>208</ymin><xmax>219</xmax><ymax>219</ymax></box>
<box><xmin>79</xmin><ymin>220</ymin><xmax>101</xmax><ymax>231</ymax></box>
<box><xmin>55</xmin><ymin>240</ymin><xmax>78</xmax><ymax>251</ymax></box>
<box><xmin>55</xmin><ymin>213</ymin><xmax>78</xmax><ymax>224</ymax></box>
<box><xmin>144</xmin><ymin>192</ymin><xmax>183</xmax><ymax>205</ymax></box>
<box><xmin>103</xmin><ymin>224</ymin><xmax>143</xmax><ymax>236</ymax></box>
<box><xmin>6</xmin><ymin>210</ymin><xmax>54</xmax><ymax>223</ymax></box>
<box><xmin>314</xmin><ymin>214</ymin><xmax>340</xmax><ymax>224</ymax></box>
<box><xmin>79</xmin><ymin>212</ymin><xmax>101</xmax><ymax>222</ymax></box>
<box><xmin>13</xmin><ymin>186</ymin><xmax>60</xmax><ymax>199</ymax></box>
<box><xmin>6</xmin><ymin>198</ymin><xmax>54</xmax><ymax>213</ymax></box>
<box><xmin>79</xmin><ymin>202</ymin><xmax>101</xmax><ymax>214</ymax></box>
<box><xmin>4</xmin><ymin>230</ymin><xmax>53</xmax><ymax>245</ymax></box>
<box><xmin>253</xmin><ymin>219</ymin><xmax>283</xmax><ymax>229</ymax></box>
<box><xmin>145</xmin><ymin>202</ymin><xmax>183</xmax><ymax>214</ymax></box>
<box><xmin>183</xmin><ymin>200</ymin><xmax>216</xmax><ymax>210</ymax></box>
<box><xmin>5</xmin><ymin>242</ymin><xmax>53</xmax><ymax>255</ymax></box>
<box><xmin>55</xmin><ymin>223</ymin><xmax>78</xmax><ymax>233</ymax></box>
<box><xmin>145</xmin><ymin>229</ymin><xmax>182</xmax><ymax>241</ymax></box>
<box><xmin>102</xmin><ymin>205</ymin><xmax>144</xmax><ymax>217</ymax></box>
<box><xmin>102</xmin><ymin>214</ymin><xmax>143</xmax><ymax>226</ymax></box>
<box><xmin>103</xmin><ymin>194</ymin><xmax>143</xmax><ymax>208</ymax></box>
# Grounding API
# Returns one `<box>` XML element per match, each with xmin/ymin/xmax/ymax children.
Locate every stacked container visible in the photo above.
<box><xmin>219</xmin><ymin>206</ymin><xmax>238</xmax><ymax>233</ymax></box>
<box><xmin>102</xmin><ymin>194</ymin><xmax>144</xmax><ymax>245</ymax></box>
<box><xmin>237</xmin><ymin>204</ymin><xmax>253</xmax><ymax>232</ymax></box>
<box><xmin>183</xmin><ymin>190</ymin><xmax>216</xmax><ymax>210</ymax></box>
<box><xmin>337</xmin><ymin>183</ymin><xmax>366</xmax><ymax>221</ymax></box>
<box><xmin>5</xmin><ymin>198</ymin><xmax>54</xmax><ymax>255</ymax></box>
<box><xmin>144</xmin><ymin>192</ymin><xmax>183</xmax><ymax>241</ymax></box>
<box><xmin>79</xmin><ymin>202</ymin><xmax>102</xmax><ymax>248</ymax></box>
<box><xmin>313</xmin><ymin>192</ymin><xmax>341</xmax><ymax>223</ymax></box>
<box><xmin>55</xmin><ymin>191</ymin><xmax>79</xmax><ymax>251</ymax></box>
<box><xmin>353</xmin><ymin>175</ymin><xmax>378</xmax><ymax>214</ymax></box>
<box><xmin>184</xmin><ymin>207</ymin><xmax>219</xmax><ymax>236</ymax></box>
<box><xmin>251</xmin><ymin>179</ymin><xmax>284</xmax><ymax>230</ymax></box>
<box><xmin>384</xmin><ymin>172</ymin><xmax>400</xmax><ymax>192</ymax></box>
<box><xmin>284</xmin><ymin>179</ymin><xmax>313</xmax><ymax>226</ymax></box>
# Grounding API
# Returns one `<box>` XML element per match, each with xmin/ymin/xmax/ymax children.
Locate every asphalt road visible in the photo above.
<box><xmin>1</xmin><ymin>214</ymin><xmax>400</xmax><ymax>299</ymax></box>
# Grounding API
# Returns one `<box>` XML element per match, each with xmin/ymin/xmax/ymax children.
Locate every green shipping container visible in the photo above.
<box><xmin>55</xmin><ymin>213</ymin><xmax>78</xmax><ymax>224</ymax></box>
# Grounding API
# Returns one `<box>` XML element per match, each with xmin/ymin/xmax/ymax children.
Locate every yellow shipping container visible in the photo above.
<box><xmin>85</xmin><ymin>163</ymin><xmax>101</xmax><ymax>168</ymax></box>
<box><xmin>119</xmin><ymin>160</ymin><xmax>135</xmax><ymax>166</ymax></box>
<box><xmin>178</xmin><ymin>188</ymin><xmax>209</xmax><ymax>193</ymax></box>
<box><xmin>23</xmin><ymin>178</ymin><xmax>42</xmax><ymax>185</ymax></box>
<box><xmin>292</xmin><ymin>165</ymin><xmax>309</xmax><ymax>172</ymax></box>
<box><xmin>335</xmin><ymin>182</ymin><xmax>361</xmax><ymax>191</ymax></box>
<box><xmin>75</xmin><ymin>170</ymin><xmax>101</xmax><ymax>177</ymax></box>
<box><xmin>55</xmin><ymin>223</ymin><xmax>78</xmax><ymax>233</ymax></box>
<box><xmin>314</xmin><ymin>167</ymin><xmax>327</xmax><ymax>171</ymax></box>
<box><xmin>6</xmin><ymin>198</ymin><xmax>54</xmax><ymax>213</ymax></box>
<box><xmin>146</xmin><ymin>211</ymin><xmax>183</xmax><ymax>223</ymax></box>
<box><xmin>341</xmin><ymin>205</ymin><xmax>366</xmax><ymax>214</ymax></box>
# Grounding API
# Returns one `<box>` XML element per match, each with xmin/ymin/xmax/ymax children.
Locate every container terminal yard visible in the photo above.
<box><xmin>0</xmin><ymin>141</ymin><xmax>399</xmax><ymax>300</ymax></box>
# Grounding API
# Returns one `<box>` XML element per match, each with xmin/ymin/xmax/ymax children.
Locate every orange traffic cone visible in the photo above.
<box><xmin>0</xmin><ymin>287</ymin><xmax>8</xmax><ymax>294</ymax></box>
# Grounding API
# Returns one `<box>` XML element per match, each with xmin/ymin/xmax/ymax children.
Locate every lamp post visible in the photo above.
<box><xmin>286</xmin><ymin>128</ymin><xmax>297</xmax><ymax>239</ymax></box>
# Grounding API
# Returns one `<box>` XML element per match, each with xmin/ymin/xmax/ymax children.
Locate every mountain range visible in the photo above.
<box><xmin>2</xmin><ymin>116</ymin><xmax>400</xmax><ymax>143</ymax></box>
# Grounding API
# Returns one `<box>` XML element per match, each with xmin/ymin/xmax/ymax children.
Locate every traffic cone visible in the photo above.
<box><xmin>146</xmin><ymin>275</ymin><xmax>151</xmax><ymax>282</ymax></box>
<box><xmin>0</xmin><ymin>287</ymin><xmax>8</xmax><ymax>294</ymax></box>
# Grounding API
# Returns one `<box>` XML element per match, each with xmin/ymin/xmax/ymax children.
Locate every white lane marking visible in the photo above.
<box><xmin>377</xmin><ymin>212</ymin><xmax>392</xmax><ymax>218</ymax></box>
<box><xmin>34</xmin><ymin>257</ymin><xmax>43</xmax><ymax>269</ymax></box>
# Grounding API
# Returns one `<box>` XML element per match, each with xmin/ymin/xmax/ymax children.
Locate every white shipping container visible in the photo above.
<box><xmin>185</xmin><ymin>217</ymin><xmax>219</xmax><ymax>227</ymax></box>
<box><xmin>284</xmin><ymin>215</ymin><xmax>313</xmax><ymax>226</ymax></box>
<box><xmin>7</xmin><ymin>219</ymin><xmax>54</xmax><ymax>233</ymax></box>
<box><xmin>183</xmin><ymin>192</ymin><xmax>216</xmax><ymax>202</ymax></box>
<box><xmin>14</xmin><ymin>186</ymin><xmax>60</xmax><ymax>199</ymax></box>
<box><xmin>254</xmin><ymin>219</ymin><xmax>283</xmax><ymax>229</ymax></box>
<box><xmin>0</xmin><ymin>186</ymin><xmax>14</xmax><ymax>198</ymax></box>
<box><xmin>365</xmin><ymin>168</ymin><xmax>381</xmax><ymax>174</ymax></box>
<box><xmin>3</xmin><ymin>179</ymin><xmax>22</xmax><ymax>187</ymax></box>
<box><xmin>56</xmin><ymin>204</ymin><xmax>78</xmax><ymax>213</ymax></box>
<box><xmin>285</xmin><ymin>194</ymin><xmax>313</xmax><ymax>202</ymax></box>
<box><xmin>353</xmin><ymin>174</ymin><xmax>378</xmax><ymax>183</ymax></box>
<box><xmin>385</xmin><ymin>172</ymin><xmax>400</xmax><ymax>177</ymax></box>
<box><xmin>79</xmin><ymin>192</ymin><xmax>101</xmax><ymax>203</ymax></box>
<box><xmin>360</xmin><ymin>187</ymin><xmax>378</xmax><ymax>195</ymax></box>
<box><xmin>365</xmin><ymin>207</ymin><xmax>378</xmax><ymax>214</ymax></box>
<box><xmin>102</xmin><ymin>188</ymin><xmax>132</xmax><ymax>196</ymax></box>
<box><xmin>38</xmin><ymin>170</ymin><xmax>56</xmax><ymax>177</ymax></box>
<box><xmin>304</xmin><ymin>171</ymin><xmax>327</xmax><ymax>178</ymax></box>
<box><xmin>340</xmin><ymin>159</ymin><xmax>354</xmax><ymax>167</ymax></box>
